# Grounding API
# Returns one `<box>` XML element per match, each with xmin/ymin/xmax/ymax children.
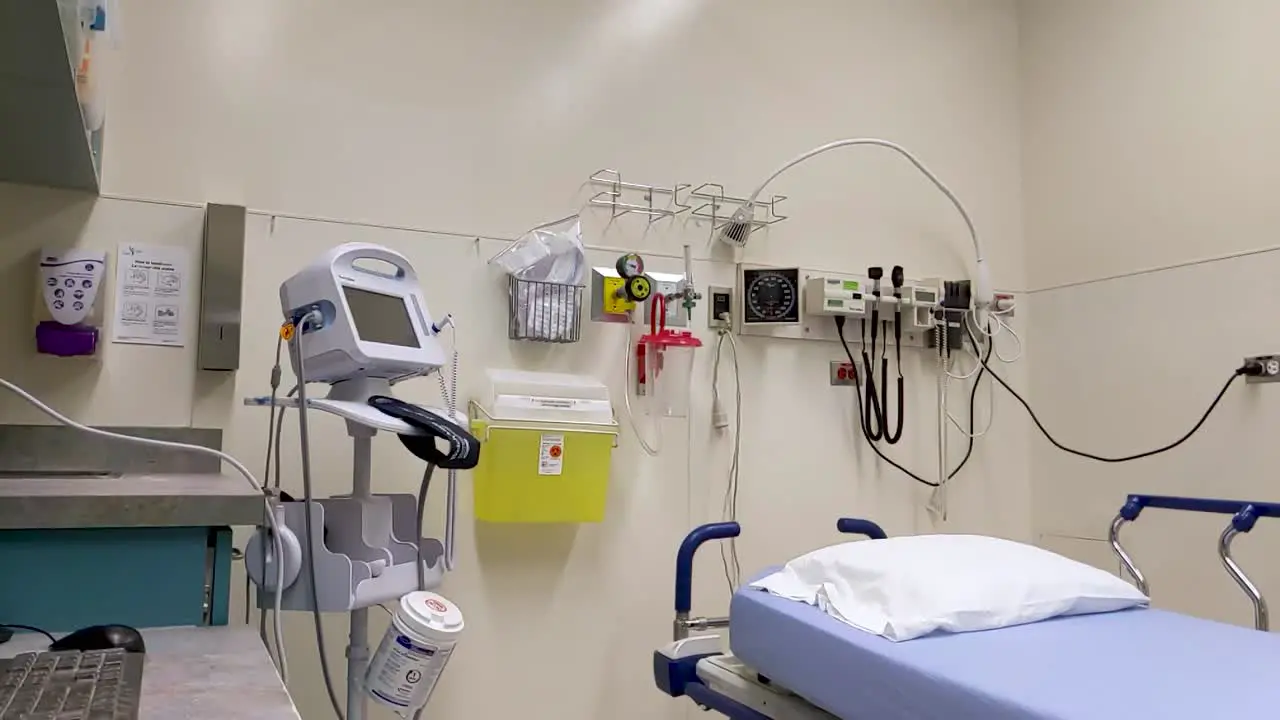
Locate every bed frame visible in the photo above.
<box><xmin>656</xmin><ymin>494</ymin><xmax>1275</xmax><ymax>719</ymax></box>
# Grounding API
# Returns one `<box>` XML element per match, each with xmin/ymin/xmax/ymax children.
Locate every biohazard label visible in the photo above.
<box><xmin>539</xmin><ymin>434</ymin><xmax>565</xmax><ymax>476</ymax></box>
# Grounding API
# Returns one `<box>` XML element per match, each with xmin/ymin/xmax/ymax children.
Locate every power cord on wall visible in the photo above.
<box><xmin>964</xmin><ymin>321</ymin><xmax>1254</xmax><ymax>463</ymax></box>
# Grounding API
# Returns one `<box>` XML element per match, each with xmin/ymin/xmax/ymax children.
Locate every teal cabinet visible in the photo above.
<box><xmin>0</xmin><ymin>526</ymin><xmax>233</xmax><ymax>632</ymax></box>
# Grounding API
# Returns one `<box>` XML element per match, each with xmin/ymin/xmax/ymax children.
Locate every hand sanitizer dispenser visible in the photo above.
<box><xmin>36</xmin><ymin>248</ymin><xmax>107</xmax><ymax>357</ymax></box>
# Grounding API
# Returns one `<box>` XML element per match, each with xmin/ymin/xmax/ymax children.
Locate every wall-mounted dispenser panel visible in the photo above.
<box><xmin>35</xmin><ymin>247</ymin><xmax>107</xmax><ymax>357</ymax></box>
<box><xmin>198</xmin><ymin>204</ymin><xmax>246</xmax><ymax>371</ymax></box>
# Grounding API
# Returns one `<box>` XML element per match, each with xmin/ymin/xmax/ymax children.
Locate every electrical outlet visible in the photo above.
<box><xmin>830</xmin><ymin>361</ymin><xmax>857</xmax><ymax>386</ymax></box>
<box><xmin>1245</xmin><ymin>355</ymin><xmax>1280</xmax><ymax>383</ymax></box>
<box><xmin>708</xmin><ymin>285</ymin><xmax>733</xmax><ymax>329</ymax></box>
<box><xmin>993</xmin><ymin>292</ymin><xmax>1016</xmax><ymax>317</ymax></box>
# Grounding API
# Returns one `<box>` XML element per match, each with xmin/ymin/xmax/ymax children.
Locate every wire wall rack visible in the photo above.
<box><xmin>588</xmin><ymin>169</ymin><xmax>690</xmax><ymax>223</ymax></box>
<box><xmin>507</xmin><ymin>276</ymin><xmax>584</xmax><ymax>344</ymax></box>
<box><xmin>688</xmin><ymin>183</ymin><xmax>788</xmax><ymax>232</ymax></box>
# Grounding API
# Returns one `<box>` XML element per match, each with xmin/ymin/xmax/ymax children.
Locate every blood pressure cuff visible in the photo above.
<box><xmin>368</xmin><ymin>395</ymin><xmax>480</xmax><ymax>470</ymax></box>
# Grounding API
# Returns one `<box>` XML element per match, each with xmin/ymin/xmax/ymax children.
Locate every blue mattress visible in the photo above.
<box><xmin>730</xmin><ymin>581</ymin><xmax>1280</xmax><ymax>720</ymax></box>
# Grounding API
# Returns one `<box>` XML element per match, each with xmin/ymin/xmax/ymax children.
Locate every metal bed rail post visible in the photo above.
<box><xmin>1219</xmin><ymin>506</ymin><xmax>1268</xmax><ymax>632</ymax></box>
<box><xmin>1108</xmin><ymin>494</ymin><xmax>1280</xmax><ymax>631</ymax></box>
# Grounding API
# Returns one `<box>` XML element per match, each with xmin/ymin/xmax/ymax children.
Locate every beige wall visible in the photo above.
<box><xmin>0</xmin><ymin>2</ymin><xmax>1028</xmax><ymax>719</ymax></box>
<box><xmin>1021</xmin><ymin>0</ymin><xmax>1280</xmax><ymax>627</ymax></box>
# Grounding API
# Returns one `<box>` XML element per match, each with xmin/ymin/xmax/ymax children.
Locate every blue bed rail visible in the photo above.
<box><xmin>675</xmin><ymin>522</ymin><xmax>741</xmax><ymax>616</ymax></box>
<box><xmin>658</xmin><ymin>516</ymin><xmax>890</xmax><ymax>709</ymax></box>
<box><xmin>1110</xmin><ymin>494</ymin><xmax>1275</xmax><ymax>630</ymax></box>
<box><xmin>670</xmin><ymin>517</ymin><xmax>885</xmax><ymax>641</ymax></box>
<box><xmin>836</xmin><ymin>517</ymin><xmax>888</xmax><ymax>540</ymax></box>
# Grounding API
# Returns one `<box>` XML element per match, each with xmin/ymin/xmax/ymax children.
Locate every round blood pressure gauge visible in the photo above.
<box><xmin>743</xmin><ymin>269</ymin><xmax>798</xmax><ymax>324</ymax></box>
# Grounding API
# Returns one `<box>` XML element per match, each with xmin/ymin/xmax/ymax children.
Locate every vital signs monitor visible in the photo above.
<box><xmin>280</xmin><ymin>243</ymin><xmax>445</xmax><ymax>386</ymax></box>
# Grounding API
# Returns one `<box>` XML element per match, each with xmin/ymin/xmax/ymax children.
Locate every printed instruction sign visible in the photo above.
<box><xmin>539</xmin><ymin>433</ymin><xmax>565</xmax><ymax>476</ymax></box>
<box><xmin>112</xmin><ymin>243</ymin><xmax>191</xmax><ymax>347</ymax></box>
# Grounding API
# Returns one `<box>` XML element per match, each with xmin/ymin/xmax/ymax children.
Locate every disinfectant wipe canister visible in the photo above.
<box><xmin>366</xmin><ymin>591</ymin><xmax>464</xmax><ymax>716</ymax></box>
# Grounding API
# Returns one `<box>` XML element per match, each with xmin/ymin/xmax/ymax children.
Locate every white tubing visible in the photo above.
<box><xmin>0</xmin><ymin>376</ymin><xmax>288</xmax><ymax>682</ymax></box>
<box><xmin>742</xmin><ymin>138</ymin><xmax>990</xmax><ymax>305</ymax></box>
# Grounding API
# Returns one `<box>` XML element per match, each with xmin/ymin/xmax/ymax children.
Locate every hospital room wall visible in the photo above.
<box><xmin>1020</xmin><ymin>0</ymin><xmax>1280</xmax><ymax>627</ymax></box>
<box><xmin>0</xmin><ymin>2</ymin><xmax>1027</xmax><ymax>718</ymax></box>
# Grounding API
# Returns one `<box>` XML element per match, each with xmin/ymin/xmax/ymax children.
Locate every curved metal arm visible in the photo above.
<box><xmin>836</xmin><ymin>517</ymin><xmax>888</xmax><ymax>540</ymax></box>
<box><xmin>723</xmin><ymin>140</ymin><xmax>989</xmax><ymax>303</ymax></box>
<box><xmin>1219</xmin><ymin>509</ymin><xmax>1268</xmax><ymax>631</ymax></box>
<box><xmin>739</xmin><ymin>139</ymin><xmax>983</xmax><ymax>263</ymax></box>
<box><xmin>1109</xmin><ymin>514</ymin><xmax>1149</xmax><ymax>596</ymax></box>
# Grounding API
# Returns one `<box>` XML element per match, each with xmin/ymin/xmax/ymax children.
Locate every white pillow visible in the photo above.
<box><xmin>750</xmin><ymin>534</ymin><xmax>1148</xmax><ymax>641</ymax></box>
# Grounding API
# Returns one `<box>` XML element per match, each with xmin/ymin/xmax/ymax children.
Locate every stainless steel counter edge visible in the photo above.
<box><xmin>1</xmin><ymin>626</ymin><xmax>301</xmax><ymax>719</ymax></box>
<box><xmin>0</xmin><ymin>474</ymin><xmax>265</xmax><ymax>529</ymax></box>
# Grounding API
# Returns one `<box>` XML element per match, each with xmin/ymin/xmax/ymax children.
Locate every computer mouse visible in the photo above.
<box><xmin>50</xmin><ymin>624</ymin><xmax>146</xmax><ymax>654</ymax></box>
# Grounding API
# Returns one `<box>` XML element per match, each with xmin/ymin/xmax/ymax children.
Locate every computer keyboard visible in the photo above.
<box><xmin>0</xmin><ymin>648</ymin><xmax>143</xmax><ymax>719</ymax></box>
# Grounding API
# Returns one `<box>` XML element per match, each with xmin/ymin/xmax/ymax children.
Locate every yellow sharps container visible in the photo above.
<box><xmin>470</xmin><ymin>370</ymin><xmax>618</xmax><ymax>523</ymax></box>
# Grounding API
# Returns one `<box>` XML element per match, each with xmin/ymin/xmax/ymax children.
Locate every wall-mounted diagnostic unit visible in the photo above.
<box><xmin>804</xmin><ymin>273</ymin><xmax>939</xmax><ymax>330</ymax></box>
<box><xmin>910</xmin><ymin>286</ymin><xmax>940</xmax><ymax>330</ymax></box>
<box><xmin>735</xmin><ymin>264</ymin><xmax>941</xmax><ymax>346</ymax></box>
<box><xmin>804</xmin><ymin>275</ymin><xmax>869</xmax><ymax>318</ymax></box>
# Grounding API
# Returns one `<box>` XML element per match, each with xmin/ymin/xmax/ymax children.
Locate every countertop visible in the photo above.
<box><xmin>1</xmin><ymin>625</ymin><xmax>300</xmax><ymax>719</ymax></box>
<box><xmin>0</xmin><ymin>473</ymin><xmax>264</xmax><ymax>529</ymax></box>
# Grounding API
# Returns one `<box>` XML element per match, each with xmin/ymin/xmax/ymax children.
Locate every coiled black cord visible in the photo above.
<box><xmin>880</xmin><ymin>309</ymin><xmax>906</xmax><ymax>444</ymax></box>
<box><xmin>862</xmin><ymin>317</ymin><xmax>884</xmax><ymax>441</ymax></box>
<box><xmin>837</xmin><ymin>316</ymin><xmax>986</xmax><ymax>487</ymax></box>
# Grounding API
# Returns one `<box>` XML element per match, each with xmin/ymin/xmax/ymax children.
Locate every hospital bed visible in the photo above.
<box><xmin>654</xmin><ymin>495</ymin><xmax>1280</xmax><ymax>720</ymax></box>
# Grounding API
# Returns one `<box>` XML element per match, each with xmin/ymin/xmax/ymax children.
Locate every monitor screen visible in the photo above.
<box><xmin>343</xmin><ymin>286</ymin><xmax>421</xmax><ymax>348</ymax></box>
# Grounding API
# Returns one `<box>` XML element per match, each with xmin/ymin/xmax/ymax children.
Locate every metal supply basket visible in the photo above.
<box><xmin>507</xmin><ymin>275</ymin><xmax>584</xmax><ymax>343</ymax></box>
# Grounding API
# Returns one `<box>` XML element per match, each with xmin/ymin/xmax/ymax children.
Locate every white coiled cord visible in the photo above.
<box><xmin>434</xmin><ymin>319</ymin><xmax>459</xmax><ymax>571</ymax></box>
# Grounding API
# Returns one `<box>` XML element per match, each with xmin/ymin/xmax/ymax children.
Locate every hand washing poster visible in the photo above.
<box><xmin>112</xmin><ymin>243</ymin><xmax>191</xmax><ymax>347</ymax></box>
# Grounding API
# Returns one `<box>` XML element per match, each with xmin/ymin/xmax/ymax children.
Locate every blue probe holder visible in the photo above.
<box><xmin>1111</xmin><ymin>494</ymin><xmax>1276</xmax><ymax>630</ymax></box>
